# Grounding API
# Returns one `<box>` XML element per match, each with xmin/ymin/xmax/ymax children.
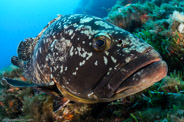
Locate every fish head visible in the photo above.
<box><xmin>45</xmin><ymin>14</ymin><xmax>167</xmax><ymax>103</ymax></box>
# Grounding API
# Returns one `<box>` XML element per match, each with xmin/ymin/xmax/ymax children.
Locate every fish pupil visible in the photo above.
<box><xmin>96</xmin><ymin>39</ymin><xmax>105</xmax><ymax>48</ymax></box>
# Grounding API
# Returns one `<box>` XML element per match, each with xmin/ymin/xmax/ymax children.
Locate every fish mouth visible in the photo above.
<box><xmin>94</xmin><ymin>49</ymin><xmax>168</xmax><ymax>100</ymax></box>
<box><xmin>115</xmin><ymin>60</ymin><xmax>167</xmax><ymax>94</ymax></box>
<box><xmin>110</xmin><ymin>50</ymin><xmax>168</xmax><ymax>100</ymax></box>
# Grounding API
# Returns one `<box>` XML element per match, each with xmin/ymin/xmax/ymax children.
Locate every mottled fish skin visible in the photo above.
<box><xmin>14</xmin><ymin>14</ymin><xmax>167</xmax><ymax>103</ymax></box>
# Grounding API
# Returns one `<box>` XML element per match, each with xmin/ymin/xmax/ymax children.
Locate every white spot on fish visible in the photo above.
<box><xmin>70</xmin><ymin>46</ymin><xmax>74</xmax><ymax>56</ymax></box>
<box><xmin>71</xmin><ymin>33</ymin><xmax>75</xmax><ymax>39</ymax></box>
<box><xmin>64</xmin><ymin>25</ymin><xmax>68</xmax><ymax>29</ymax></box>
<box><xmin>133</xmin><ymin>77</ymin><xmax>135</xmax><ymax>81</ymax></box>
<box><xmin>107</xmin><ymin>72</ymin><xmax>110</xmax><ymax>75</ymax></box>
<box><xmin>121</xmin><ymin>68</ymin><xmax>127</xmax><ymax>72</ymax></box>
<box><xmin>65</xmin><ymin>67</ymin><xmax>68</xmax><ymax>71</ymax></box>
<box><xmin>94</xmin><ymin>61</ymin><xmax>98</xmax><ymax>66</ymax></box>
<box><xmin>94</xmin><ymin>21</ymin><xmax>112</xmax><ymax>29</ymax></box>
<box><xmin>86</xmin><ymin>52</ymin><xmax>93</xmax><ymax>60</ymax></box>
<box><xmin>105</xmin><ymin>51</ymin><xmax>109</xmax><ymax>56</ymax></box>
<box><xmin>60</xmin><ymin>65</ymin><xmax>63</xmax><ymax>73</ymax></box>
<box><xmin>79</xmin><ymin>60</ymin><xmax>86</xmax><ymax>66</ymax></box>
<box><xmin>77</xmin><ymin>47</ymin><xmax>82</xmax><ymax>52</ymax></box>
<box><xmin>87</xmin><ymin>92</ymin><xmax>94</xmax><ymax>98</ymax></box>
<box><xmin>80</xmin><ymin>26</ymin><xmax>92</xmax><ymax>36</ymax></box>
<box><xmin>51</xmin><ymin>39</ymin><xmax>57</xmax><ymax>48</ymax></box>
<box><xmin>114</xmin><ymin>63</ymin><xmax>120</xmax><ymax>70</ymax></box>
<box><xmin>69</xmin><ymin>29</ymin><xmax>73</xmax><ymax>36</ymax></box>
<box><xmin>109</xmin><ymin>67</ymin><xmax>112</xmax><ymax>71</ymax></box>
<box><xmin>50</xmin><ymin>74</ymin><xmax>53</xmax><ymax>79</ymax></box>
<box><xmin>111</xmin><ymin>56</ymin><xmax>117</xmax><ymax>63</ymax></box>
<box><xmin>137</xmin><ymin>69</ymin><xmax>144</xmax><ymax>75</ymax></box>
<box><xmin>125</xmin><ymin>57</ymin><xmax>131</xmax><ymax>63</ymax></box>
<box><xmin>80</xmin><ymin>17</ymin><xmax>93</xmax><ymax>23</ymax></box>
<box><xmin>73</xmin><ymin>72</ymin><xmax>77</xmax><ymax>75</ymax></box>
<box><xmin>103</xmin><ymin>56</ymin><xmax>108</xmax><ymax>65</ymax></box>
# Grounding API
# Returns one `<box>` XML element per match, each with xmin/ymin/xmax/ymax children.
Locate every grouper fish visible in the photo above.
<box><xmin>5</xmin><ymin>14</ymin><xmax>168</xmax><ymax>105</ymax></box>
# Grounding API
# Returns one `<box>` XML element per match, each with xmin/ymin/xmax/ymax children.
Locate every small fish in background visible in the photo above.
<box><xmin>4</xmin><ymin>14</ymin><xmax>168</xmax><ymax>111</ymax></box>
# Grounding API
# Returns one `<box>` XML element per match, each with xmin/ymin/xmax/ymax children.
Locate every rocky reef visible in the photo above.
<box><xmin>108</xmin><ymin>0</ymin><xmax>184</xmax><ymax>72</ymax></box>
<box><xmin>1</xmin><ymin>0</ymin><xmax>184</xmax><ymax>121</ymax></box>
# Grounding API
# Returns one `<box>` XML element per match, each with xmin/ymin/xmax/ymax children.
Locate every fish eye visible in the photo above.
<box><xmin>92</xmin><ymin>33</ymin><xmax>112</xmax><ymax>52</ymax></box>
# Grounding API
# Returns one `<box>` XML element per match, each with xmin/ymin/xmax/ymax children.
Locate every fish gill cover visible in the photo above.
<box><xmin>0</xmin><ymin>0</ymin><xmax>184</xmax><ymax>122</ymax></box>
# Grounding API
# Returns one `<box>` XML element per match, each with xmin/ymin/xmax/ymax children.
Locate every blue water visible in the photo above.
<box><xmin>0</xmin><ymin>0</ymin><xmax>80</xmax><ymax>69</ymax></box>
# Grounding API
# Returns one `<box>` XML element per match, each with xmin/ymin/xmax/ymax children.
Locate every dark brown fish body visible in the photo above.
<box><xmin>9</xmin><ymin>14</ymin><xmax>167</xmax><ymax>103</ymax></box>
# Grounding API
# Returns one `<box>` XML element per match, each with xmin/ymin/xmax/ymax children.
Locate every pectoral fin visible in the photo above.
<box><xmin>3</xmin><ymin>78</ymin><xmax>40</xmax><ymax>87</ymax></box>
<box><xmin>3</xmin><ymin>78</ymin><xmax>62</xmax><ymax>97</ymax></box>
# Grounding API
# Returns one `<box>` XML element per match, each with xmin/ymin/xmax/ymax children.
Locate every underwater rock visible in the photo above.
<box><xmin>108</xmin><ymin>0</ymin><xmax>184</xmax><ymax>32</ymax></box>
<box><xmin>107</xmin><ymin>3</ymin><xmax>151</xmax><ymax>32</ymax></box>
